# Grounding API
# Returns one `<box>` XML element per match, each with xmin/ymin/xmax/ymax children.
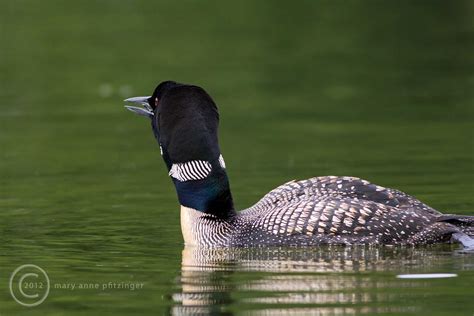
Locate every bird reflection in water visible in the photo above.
<box><xmin>171</xmin><ymin>245</ymin><xmax>466</xmax><ymax>315</ymax></box>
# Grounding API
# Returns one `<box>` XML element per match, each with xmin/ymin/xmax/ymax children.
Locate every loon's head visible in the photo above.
<box><xmin>125</xmin><ymin>81</ymin><xmax>234</xmax><ymax>218</ymax></box>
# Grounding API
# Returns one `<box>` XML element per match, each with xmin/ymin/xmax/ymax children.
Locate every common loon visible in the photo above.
<box><xmin>125</xmin><ymin>81</ymin><xmax>474</xmax><ymax>248</ymax></box>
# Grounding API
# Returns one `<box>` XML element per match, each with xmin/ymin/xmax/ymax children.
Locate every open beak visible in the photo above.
<box><xmin>124</xmin><ymin>96</ymin><xmax>154</xmax><ymax>118</ymax></box>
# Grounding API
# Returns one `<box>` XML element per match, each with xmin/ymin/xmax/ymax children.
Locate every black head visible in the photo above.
<box><xmin>157</xmin><ymin>83</ymin><xmax>220</xmax><ymax>164</ymax></box>
<box><xmin>125</xmin><ymin>80</ymin><xmax>220</xmax><ymax>164</ymax></box>
<box><xmin>125</xmin><ymin>81</ymin><xmax>233</xmax><ymax>216</ymax></box>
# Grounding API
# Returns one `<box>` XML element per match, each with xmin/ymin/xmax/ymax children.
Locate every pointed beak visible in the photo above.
<box><xmin>124</xmin><ymin>96</ymin><xmax>154</xmax><ymax>118</ymax></box>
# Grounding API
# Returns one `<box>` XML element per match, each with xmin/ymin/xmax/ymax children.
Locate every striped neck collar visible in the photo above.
<box><xmin>169</xmin><ymin>154</ymin><xmax>226</xmax><ymax>182</ymax></box>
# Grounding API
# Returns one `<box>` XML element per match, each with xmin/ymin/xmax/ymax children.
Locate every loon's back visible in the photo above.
<box><xmin>224</xmin><ymin>176</ymin><xmax>473</xmax><ymax>247</ymax></box>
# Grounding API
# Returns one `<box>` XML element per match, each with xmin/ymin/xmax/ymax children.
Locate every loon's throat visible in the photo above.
<box><xmin>170</xmin><ymin>156</ymin><xmax>235</xmax><ymax>218</ymax></box>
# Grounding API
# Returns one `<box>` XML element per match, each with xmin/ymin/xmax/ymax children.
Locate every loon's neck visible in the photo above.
<box><xmin>170</xmin><ymin>157</ymin><xmax>236</xmax><ymax>219</ymax></box>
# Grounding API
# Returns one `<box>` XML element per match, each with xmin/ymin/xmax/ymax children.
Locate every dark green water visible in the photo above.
<box><xmin>1</xmin><ymin>1</ymin><xmax>473</xmax><ymax>315</ymax></box>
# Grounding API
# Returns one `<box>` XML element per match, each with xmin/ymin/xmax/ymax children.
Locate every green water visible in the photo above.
<box><xmin>1</xmin><ymin>0</ymin><xmax>473</xmax><ymax>315</ymax></box>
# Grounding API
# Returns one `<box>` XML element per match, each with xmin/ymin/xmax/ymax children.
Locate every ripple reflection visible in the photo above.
<box><xmin>172</xmin><ymin>245</ymin><xmax>470</xmax><ymax>315</ymax></box>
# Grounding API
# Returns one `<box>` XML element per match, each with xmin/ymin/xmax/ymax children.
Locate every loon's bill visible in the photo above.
<box><xmin>124</xmin><ymin>96</ymin><xmax>153</xmax><ymax>117</ymax></box>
